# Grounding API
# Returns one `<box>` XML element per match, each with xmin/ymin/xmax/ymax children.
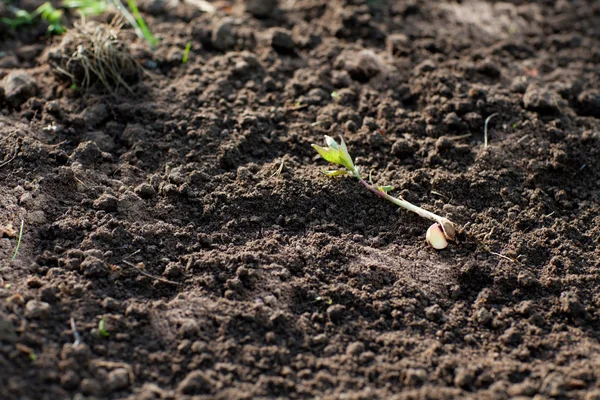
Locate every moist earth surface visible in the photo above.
<box><xmin>1</xmin><ymin>0</ymin><xmax>600</xmax><ymax>399</ymax></box>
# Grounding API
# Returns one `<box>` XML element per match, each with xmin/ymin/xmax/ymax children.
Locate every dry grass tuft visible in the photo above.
<box><xmin>47</xmin><ymin>17</ymin><xmax>142</xmax><ymax>94</ymax></box>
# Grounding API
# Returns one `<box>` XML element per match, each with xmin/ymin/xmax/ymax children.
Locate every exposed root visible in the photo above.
<box><xmin>47</xmin><ymin>17</ymin><xmax>142</xmax><ymax>95</ymax></box>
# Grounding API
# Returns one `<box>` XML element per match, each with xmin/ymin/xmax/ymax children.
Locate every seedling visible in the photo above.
<box><xmin>484</xmin><ymin>113</ymin><xmax>498</xmax><ymax>148</ymax></box>
<box><xmin>11</xmin><ymin>219</ymin><xmax>24</xmax><ymax>261</ymax></box>
<box><xmin>99</xmin><ymin>317</ymin><xmax>110</xmax><ymax>337</ymax></box>
<box><xmin>1</xmin><ymin>2</ymin><xmax>65</xmax><ymax>34</ymax></box>
<box><xmin>182</xmin><ymin>42</ymin><xmax>192</xmax><ymax>64</ymax></box>
<box><xmin>312</xmin><ymin>136</ymin><xmax>457</xmax><ymax>249</ymax></box>
<box><xmin>62</xmin><ymin>0</ymin><xmax>109</xmax><ymax>16</ymax></box>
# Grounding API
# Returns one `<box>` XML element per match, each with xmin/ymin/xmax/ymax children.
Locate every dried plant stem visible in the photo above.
<box><xmin>484</xmin><ymin>113</ymin><xmax>499</xmax><ymax>148</ymax></box>
<box><xmin>11</xmin><ymin>219</ymin><xmax>24</xmax><ymax>261</ymax></box>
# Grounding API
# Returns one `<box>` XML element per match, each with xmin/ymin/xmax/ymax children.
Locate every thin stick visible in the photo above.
<box><xmin>122</xmin><ymin>260</ymin><xmax>180</xmax><ymax>286</ymax></box>
<box><xmin>70</xmin><ymin>317</ymin><xmax>82</xmax><ymax>345</ymax></box>
<box><xmin>11</xmin><ymin>219</ymin><xmax>24</xmax><ymax>261</ymax></box>
<box><xmin>489</xmin><ymin>251</ymin><xmax>516</xmax><ymax>263</ymax></box>
<box><xmin>484</xmin><ymin>113</ymin><xmax>498</xmax><ymax>149</ymax></box>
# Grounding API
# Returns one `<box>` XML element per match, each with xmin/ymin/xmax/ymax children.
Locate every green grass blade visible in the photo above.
<box><xmin>11</xmin><ymin>219</ymin><xmax>24</xmax><ymax>261</ymax></box>
<box><xmin>182</xmin><ymin>42</ymin><xmax>191</xmax><ymax>64</ymax></box>
<box><xmin>126</xmin><ymin>0</ymin><xmax>158</xmax><ymax>48</ymax></box>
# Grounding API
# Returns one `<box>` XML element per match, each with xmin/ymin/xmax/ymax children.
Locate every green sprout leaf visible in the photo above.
<box><xmin>337</xmin><ymin>136</ymin><xmax>355</xmax><ymax>171</ymax></box>
<box><xmin>99</xmin><ymin>317</ymin><xmax>109</xmax><ymax>337</ymax></box>
<box><xmin>378</xmin><ymin>185</ymin><xmax>394</xmax><ymax>193</ymax></box>
<box><xmin>312</xmin><ymin>135</ymin><xmax>360</xmax><ymax>178</ymax></box>
<box><xmin>312</xmin><ymin>144</ymin><xmax>343</xmax><ymax>166</ymax></box>
<box><xmin>182</xmin><ymin>41</ymin><xmax>192</xmax><ymax>64</ymax></box>
<box><xmin>62</xmin><ymin>0</ymin><xmax>109</xmax><ymax>16</ymax></box>
<box><xmin>322</xmin><ymin>169</ymin><xmax>350</xmax><ymax>177</ymax></box>
<box><xmin>324</xmin><ymin>135</ymin><xmax>339</xmax><ymax>150</ymax></box>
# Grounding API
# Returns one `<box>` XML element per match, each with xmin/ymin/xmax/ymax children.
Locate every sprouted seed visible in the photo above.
<box><xmin>426</xmin><ymin>223</ymin><xmax>448</xmax><ymax>249</ymax></box>
<box><xmin>11</xmin><ymin>219</ymin><xmax>24</xmax><ymax>261</ymax></box>
<box><xmin>484</xmin><ymin>113</ymin><xmax>498</xmax><ymax>149</ymax></box>
<box><xmin>182</xmin><ymin>41</ymin><xmax>192</xmax><ymax>64</ymax></box>
<box><xmin>99</xmin><ymin>317</ymin><xmax>110</xmax><ymax>337</ymax></box>
<box><xmin>312</xmin><ymin>136</ymin><xmax>457</xmax><ymax>248</ymax></box>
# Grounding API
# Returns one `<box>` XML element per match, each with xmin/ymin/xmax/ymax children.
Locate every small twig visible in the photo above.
<box><xmin>11</xmin><ymin>219</ymin><xmax>24</xmax><ymax>261</ymax></box>
<box><xmin>70</xmin><ymin>317</ymin><xmax>82</xmax><ymax>345</ymax></box>
<box><xmin>484</xmin><ymin>113</ymin><xmax>499</xmax><ymax>149</ymax></box>
<box><xmin>122</xmin><ymin>260</ymin><xmax>180</xmax><ymax>286</ymax></box>
<box><xmin>517</xmin><ymin>134</ymin><xmax>530</xmax><ymax>144</ymax></box>
<box><xmin>123</xmin><ymin>249</ymin><xmax>141</xmax><ymax>260</ymax></box>
<box><xmin>489</xmin><ymin>251</ymin><xmax>516</xmax><ymax>263</ymax></box>
<box><xmin>448</xmin><ymin>133</ymin><xmax>472</xmax><ymax>141</ymax></box>
<box><xmin>271</xmin><ymin>156</ymin><xmax>287</xmax><ymax>177</ymax></box>
<box><xmin>92</xmin><ymin>360</ymin><xmax>135</xmax><ymax>385</ymax></box>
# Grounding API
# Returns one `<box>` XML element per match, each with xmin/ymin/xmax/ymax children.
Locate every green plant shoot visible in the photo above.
<box><xmin>182</xmin><ymin>42</ymin><xmax>192</xmax><ymax>64</ymax></box>
<box><xmin>99</xmin><ymin>317</ymin><xmax>110</xmax><ymax>337</ymax></box>
<box><xmin>312</xmin><ymin>136</ymin><xmax>456</xmax><ymax>242</ymax></box>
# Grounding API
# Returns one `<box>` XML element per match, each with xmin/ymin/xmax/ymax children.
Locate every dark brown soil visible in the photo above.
<box><xmin>1</xmin><ymin>0</ymin><xmax>600</xmax><ymax>399</ymax></box>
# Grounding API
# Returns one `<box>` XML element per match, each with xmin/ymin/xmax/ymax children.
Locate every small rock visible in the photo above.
<box><xmin>585</xmin><ymin>390</ymin><xmax>600</xmax><ymax>400</ymax></box>
<box><xmin>82</xmin><ymin>104</ymin><xmax>109</xmax><ymax>127</ymax></box>
<box><xmin>540</xmin><ymin>372</ymin><xmax>566</xmax><ymax>397</ymax></box>
<box><xmin>404</xmin><ymin>368</ymin><xmax>427</xmax><ymax>386</ymax></box>
<box><xmin>70</xmin><ymin>141</ymin><xmax>106</xmax><ymax>164</ymax></box>
<box><xmin>212</xmin><ymin>22</ymin><xmax>236</xmax><ymax>50</ymax></box>
<box><xmin>342</xmin><ymin>49</ymin><xmax>389</xmax><ymax>81</ymax></box>
<box><xmin>346</xmin><ymin>341</ymin><xmax>365</xmax><ymax>357</ymax></box>
<box><xmin>577</xmin><ymin>90</ymin><xmax>600</xmax><ymax>118</ymax></box>
<box><xmin>102</xmin><ymin>297</ymin><xmax>119</xmax><ymax>310</ymax></box>
<box><xmin>243</xmin><ymin>0</ymin><xmax>278</xmax><ymax>17</ymax></box>
<box><xmin>476</xmin><ymin>308</ymin><xmax>492</xmax><ymax>324</ymax></box>
<box><xmin>523</xmin><ymin>84</ymin><xmax>563</xmax><ymax>114</ymax></box>
<box><xmin>0</xmin><ymin>312</ymin><xmax>16</xmax><ymax>342</ymax></box>
<box><xmin>454</xmin><ymin>368</ymin><xmax>474</xmax><ymax>388</ymax></box>
<box><xmin>2</xmin><ymin>71</ymin><xmax>37</xmax><ymax>108</ymax></box>
<box><xmin>80</xmin><ymin>378</ymin><xmax>101</xmax><ymax>396</ymax></box>
<box><xmin>93</xmin><ymin>194</ymin><xmax>118</xmax><ymax>212</ymax></box>
<box><xmin>387</xmin><ymin>33</ymin><xmax>410</xmax><ymax>56</ymax></box>
<box><xmin>312</xmin><ymin>333</ymin><xmax>328</xmax><ymax>346</ymax></box>
<box><xmin>26</xmin><ymin>276</ymin><xmax>44</xmax><ymax>288</ymax></box>
<box><xmin>24</xmin><ymin>300</ymin><xmax>51</xmax><ymax>319</ymax></box>
<box><xmin>16</xmin><ymin>44</ymin><xmax>44</xmax><ymax>61</ymax></box>
<box><xmin>560</xmin><ymin>290</ymin><xmax>586</xmax><ymax>318</ymax></box>
<box><xmin>80</xmin><ymin>256</ymin><xmax>109</xmax><ymax>278</ymax></box>
<box><xmin>507</xmin><ymin>379</ymin><xmax>539</xmax><ymax>396</ymax></box>
<box><xmin>477</xmin><ymin>60</ymin><xmax>501</xmax><ymax>78</ymax></box>
<box><xmin>414</xmin><ymin>59</ymin><xmax>436</xmax><ymax>74</ymax></box>
<box><xmin>135</xmin><ymin>183</ymin><xmax>156</xmax><ymax>199</ymax></box>
<box><xmin>107</xmin><ymin>368</ymin><xmax>130</xmax><ymax>391</ymax></box>
<box><xmin>177</xmin><ymin>370</ymin><xmax>214</xmax><ymax>395</ymax></box>
<box><xmin>40</xmin><ymin>286</ymin><xmax>60</xmax><ymax>303</ymax></box>
<box><xmin>271</xmin><ymin>28</ymin><xmax>294</xmax><ymax>52</ymax></box>
<box><xmin>60</xmin><ymin>370</ymin><xmax>80</xmax><ymax>389</ymax></box>
<box><xmin>326</xmin><ymin>304</ymin><xmax>346</xmax><ymax>323</ymax></box>
<box><xmin>424</xmin><ymin>304</ymin><xmax>444</xmax><ymax>321</ymax></box>
<box><xmin>500</xmin><ymin>326</ymin><xmax>522</xmax><ymax>346</ymax></box>
<box><xmin>163</xmin><ymin>262</ymin><xmax>183</xmax><ymax>279</ymax></box>
<box><xmin>510</xmin><ymin>76</ymin><xmax>529</xmax><ymax>93</ymax></box>
<box><xmin>179</xmin><ymin>319</ymin><xmax>200</xmax><ymax>338</ymax></box>
<box><xmin>435</xmin><ymin>137</ymin><xmax>454</xmax><ymax>152</ymax></box>
<box><xmin>83</xmin><ymin>131</ymin><xmax>115</xmax><ymax>152</ymax></box>
<box><xmin>443</xmin><ymin>112</ymin><xmax>461</xmax><ymax>129</ymax></box>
